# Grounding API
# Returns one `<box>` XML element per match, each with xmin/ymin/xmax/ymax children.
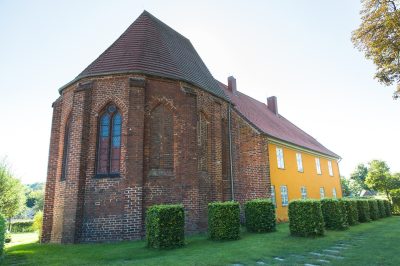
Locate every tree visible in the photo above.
<box><xmin>350</xmin><ymin>164</ymin><xmax>369</xmax><ymax>190</ymax></box>
<box><xmin>352</xmin><ymin>0</ymin><xmax>400</xmax><ymax>99</ymax></box>
<box><xmin>365</xmin><ymin>160</ymin><xmax>397</xmax><ymax>200</ymax></box>
<box><xmin>0</xmin><ymin>160</ymin><xmax>26</xmax><ymax>221</ymax></box>
<box><xmin>341</xmin><ymin>176</ymin><xmax>364</xmax><ymax>197</ymax></box>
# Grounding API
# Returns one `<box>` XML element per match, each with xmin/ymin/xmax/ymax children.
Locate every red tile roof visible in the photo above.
<box><xmin>218</xmin><ymin>82</ymin><xmax>340</xmax><ymax>158</ymax></box>
<box><xmin>60</xmin><ymin>11</ymin><xmax>228</xmax><ymax>100</ymax></box>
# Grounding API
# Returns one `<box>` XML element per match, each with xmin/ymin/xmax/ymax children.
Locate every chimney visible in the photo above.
<box><xmin>227</xmin><ymin>76</ymin><xmax>237</xmax><ymax>94</ymax></box>
<box><xmin>267</xmin><ymin>96</ymin><xmax>278</xmax><ymax>115</ymax></box>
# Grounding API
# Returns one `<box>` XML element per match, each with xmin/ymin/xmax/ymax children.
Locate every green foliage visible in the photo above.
<box><xmin>367</xmin><ymin>199</ymin><xmax>380</xmax><ymax>220</ymax></box>
<box><xmin>365</xmin><ymin>160</ymin><xmax>396</xmax><ymax>200</ymax></box>
<box><xmin>5</xmin><ymin>231</ymin><xmax>11</xmax><ymax>244</ymax></box>
<box><xmin>350</xmin><ymin>164</ymin><xmax>369</xmax><ymax>190</ymax></box>
<box><xmin>10</xmin><ymin>221</ymin><xmax>34</xmax><ymax>233</ymax></box>
<box><xmin>320</xmin><ymin>199</ymin><xmax>349</xmax><ymax>230</ymax></box>
<box><xmin>288</xmin><ymin>200</ymin><xmax>324</xmax><ymax>237</ymax></box>
<box><xmin>352</xmin><ymin>0</ymin><xmax>400</xmax><ymax>98</ymax></box>
<box><xmin>146</xmin><ymin>204</ymin><xmax>185</xmax><ymax>249</ymax></box>
<box><xmin>356</xmin><ymin>199</ymin><xmax>371</xmax><ymax>223</ymax></box>
<box><xmin>208</xmin><ymin>201</ymin><xmax>240</xmax><ymax>241</ymax></box>
<box><xmin>340</xmin><ymin>199</ymin><xmax>359</xmax><ymax>226</ymax></box>
<box><xmin>32</xmin><ymin>211</ymin><xmax>43</xmax><ymax>241</ymax></box>
<box><xmin>0</xmin><ymin>161</ymin><xmax>26</xmax><ymax>219</ymax></box>
<box><xmin>245</xmin><ymin>199</ymin><xmax>276</xmax><ymax>233</ymax></box>
<box><xmin>384</xmin><ymin>199</ymin><xmax>392</xmax><ymax>216</ymax></box>
<box><xmin>391</xmin><ymin>188</ymin><xmax>400</xmax><ymax>215</ymax></box>
<box><xmin>0</xmin><ymin>213</ymin><xmax>5</xmax><ymax>257</ymax></box>
<box><xmin>377</xmin><ymin>200</ymin><xmax>386</xmax><ymax>218</ymax></box>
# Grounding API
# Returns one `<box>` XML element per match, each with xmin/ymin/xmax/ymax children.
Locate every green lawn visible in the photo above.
<box><xmin>2</xmin><ymin>216</ymin><xmax>400</xmax><ymax>266</ymax></box>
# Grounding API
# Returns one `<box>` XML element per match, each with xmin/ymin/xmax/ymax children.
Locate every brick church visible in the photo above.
<box><xmin>42</xmin><ymin>11</ymin><xmax>341</xmax><ymax>243</ymax></box>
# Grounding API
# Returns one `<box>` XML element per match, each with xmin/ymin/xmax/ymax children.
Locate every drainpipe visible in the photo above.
<box><xmin>228</xmin><ymin>103</ymin><xmax>235</xmax><ymax>201</ymax></box>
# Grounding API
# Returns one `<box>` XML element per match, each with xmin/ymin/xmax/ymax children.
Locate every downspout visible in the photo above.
<box><xmin>228</xmin><ymin>103</ymin><xmax>235</xmax><ymax>201</ymax></box>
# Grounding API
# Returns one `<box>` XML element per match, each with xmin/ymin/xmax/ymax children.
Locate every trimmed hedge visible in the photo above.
<box><xmin>340</xmin><ymin>199</ymin><xmax>359</xmax><ymax>226</ymax></box>
<box><xmin>10</xmin><ymin>221</ymin><xmax>34</xmax><ymax>233</ymax></box>
<box><xmin>377</xmin><ymin>200</ymin><xmax>386</xmax><ymax>218</ymax></box>
<box><xmin>368</xmin><ymin>199</ymin><xmax>379</xmax><ymax>220</ymax></box>
<box><xmin>208</xmin><ymin>201</ymin><xmax>240</xmax><ymax>240</ymax></box>
<box><xmin>288</xmin><ymin>200</ymin><xmax>324</xmax><ymax>237</ymax></box>
<box><xmin>245</xmin><ymin>199</ymin><xmax>276</xmax><ymax>233</ymax></box>
<box><xmin>146</xmin><ymin>204</ymin><xmax>185</xmax><ymax>249</ymax></box>
<box><xmin>356</xmin><ymin>199</ymin><xmax>371</xmax><ymax>223</ymax></box>
<box><xmin>384</xmin><ymin>200</ymin><xmax>392</xmax><ymax>216</ymax></box>
<box><xmin>0</xmin><ymin>214</ymin><xmax>5</xmax><ymax>257</ymax></box>
<box><xmin>320</xmin><ymin>199</ymin><xmax>348</xmax><ymax>230</ymax></box>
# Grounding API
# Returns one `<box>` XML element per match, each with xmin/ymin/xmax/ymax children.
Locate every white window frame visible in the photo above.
<box><xmin>315</xmin><ymin>157</ymin><xmax>322</xmax><ymax>175</ymax></box>
<box><xmin>332</xmin><ymin>188</ymin><xmax>337</xmax><ymax>199</ymax></box>
<box><xmin>328</xmin><ymin>161</ymin><xmax>333</xmax><ymax>176</ymax></box>
<box><xmin>271</xmin><ymin>185</ymin><xmax>276</xmax><ymax>206</ymax></box>
<box><xmin>320</xmin><ymin>187</ymin><xmax>325</xmax><ymax>199</ymax></box>
<box><xmin>301</xmin><ymin>186</ymin><xmax>307</xmax><ymax>200</ymax></box>
<box><xmin>276</xmin><ymin>147</ymin><xmax>285</xmax><ymax>169</ymax></box>
<box><xmin>296</xmin><ymin>153</ymin><xmax>303</xmax><ymax>172</ymax></box>
<box><xmin>280</xmin><ymin>185</ymin><xmax>289</xmax><ymax>206</ymax></box>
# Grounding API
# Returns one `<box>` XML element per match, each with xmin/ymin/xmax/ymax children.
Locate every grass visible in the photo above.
<box><xmin>2</xmin><ymin>216</ymin><xmax>400</xmax><ymax>265</ymax></box>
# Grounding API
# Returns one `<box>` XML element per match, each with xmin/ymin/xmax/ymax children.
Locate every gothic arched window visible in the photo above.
<box><xmin>198</xmin><ymin>112</ymin><xmax>209</xmax><ymax>172</ymax></box>
<box><xmin>61</xmin><ymin>116</ymin><xmax>72</xmax><ymax>180</ymax></box>
<box><xmin>96</xmin><ymin>104</ymin><xmax>122</xmax><ymax>175</ymax></box>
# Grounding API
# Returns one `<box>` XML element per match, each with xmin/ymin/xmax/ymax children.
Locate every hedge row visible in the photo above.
<box><xmin>0</xmin><ymin>214</ymin><xmax>5</xmax><ymax>257</ymax></box>
<box><xmin>10</xmin><ymin>221</ymin><xmax>34</xmax><ymax>233</ymax></box>
<box><xmin>245</xmin><ymin>199</ymin><xmax>276</xmax><ymax>233</ymax></box>
<box><xmin>289</xmin><ymin>198</ymin><xmax>392</xmax><ymax>237</ymax></box>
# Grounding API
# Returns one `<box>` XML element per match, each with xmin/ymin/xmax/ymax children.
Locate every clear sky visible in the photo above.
<box><xmin>0</xmin><ymin>0</ymin><xmax>399</xmax><ymax>184</ymax></box>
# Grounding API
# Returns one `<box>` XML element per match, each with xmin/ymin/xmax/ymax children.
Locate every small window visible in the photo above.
<box><xmin>315</xmin><ymin>158</ymin><xmax>322</xmax><ymax>175</ymax></box>
<box><xmin>296</xmin><ymin>153</ymin><xmax>303</xmax><ymax>172</ymax></box>
<box><xmin>276</xmin><ymin>147</ymin><xmax>285</xmax><ymax>169</ymax></box>
<box><xmin>332</xmin><ymin>188</ymin><xmax>337</xmax><ymax>199</ymax></box>
<box><xmin>301</xmin><ymin>186</ymin><xmax>307</xmax><ymax>200</ymax></box>
<box><xmin>280</xmin><ymin>185</ymin><xmax>289</xmax><ymax>206</ymax></box>
<box><xmin>328</xmin><ymin>161</ymin><xmax>334</xmax><ymax>176</ymax></box>
<box><xmin>320</xmin><ymin>187</ymin><xmax>325</xmax><ymax>199</ymax></box>
<box><xmin>271</xmin><ymin>185</ymin><xmax>276</xmax><ymax>206</ymax></box>
<box><xmin>61</xmin><ymin>116</ymin><xmax>72</xmax><ymax>181</ymax></box>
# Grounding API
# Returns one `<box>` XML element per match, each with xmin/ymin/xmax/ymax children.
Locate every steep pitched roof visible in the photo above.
<box><xmin>218</xmin><ymin>82</ymin><xmax>340</xmax><ymax>159</ymax></box>
<box><xmin>60</xmin><ymin>11</ymin><xmax>228</xmax><ymax>100</ymax></box>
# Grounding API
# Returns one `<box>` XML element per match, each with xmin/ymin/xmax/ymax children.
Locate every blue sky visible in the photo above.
<box><xmin>0</xmin><ymin>0</ymin><xmax>399</xmax><ymax>184</ymax></box>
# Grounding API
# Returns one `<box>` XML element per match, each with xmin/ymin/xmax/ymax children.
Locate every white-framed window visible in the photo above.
<box><xmin>276</xmin><ymin>147</ymin><xmax>285</xmax><ymax>169</ymax></box>
<box><xmin>315</xmin><ymin>157</ymin><xmax>322</xmax><ymax>175</ymax></box>
<box><xmin>280</xmin><ymin>185</ymin><xmax>289</xmax><ymax>206</ymax></box>
<box><xmin>320</xmin><ymin>187</ymin><xmax>325</xmax><ymax>199</ymax></box>
<box><xmin>332</xmin><ymin>188</ymin><xmax>337</xmax><ymax>199</ymax></box>
<box><xmin>328</xmin><ymin>161</ymin><xmax>333</xmax><ymax>176</ymax></box>
<box><xmin>296</xmin><ymin>153</ymin><xmax>303</xmax><ymax>172</ymax></box>
<box><xmin>271</xmin><ymin>185</ymin><xmax>276</xmax><ymax>206</ymax></box>
<box><xmin>301</xmin><ymin>186</ymin><xmax>307</xmax><ymax>200</ymax></box>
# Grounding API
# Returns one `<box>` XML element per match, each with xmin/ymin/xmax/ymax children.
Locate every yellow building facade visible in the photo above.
<box><xmin>268</xmin><ymin>139</ymin><xmax>342</xmax><ymax>221</ymax></box>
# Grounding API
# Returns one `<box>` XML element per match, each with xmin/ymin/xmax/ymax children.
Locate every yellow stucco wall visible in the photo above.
<box><xmin>268</xmin><ymin>142</ymin><xmax>342</xmax><ymax>221</ymax></box>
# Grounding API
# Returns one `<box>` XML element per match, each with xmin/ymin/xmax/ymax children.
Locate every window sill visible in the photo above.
<box><xmin>93</xmin><ymin>173</ymin><xmax>121</xmax><ymax>179</ymax></box>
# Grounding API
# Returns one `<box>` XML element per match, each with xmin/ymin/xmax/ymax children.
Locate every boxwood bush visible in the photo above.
<box><xmin>356</xmin><ymin>199</ymin><xmax>371</xmax><ymax>223</ymax></box>
<box><xmin>0</xmin><ymin>213</ymin><xmax>5</xmax><ymax>257</ymax></box>
<box><xmin>384</xmin><ymin>200</ymin><xmax>392</xmax><ymax>216</ymax></box>
<box><xmin>288</xmin><ymin>200</ymin><xmax>324</xmax><ymax>237</ymax></box>
<box><xmin>245</xmin><ymin>199</ymin><xmax>276</xmax><ymax>233</ymax></box>
<box><xmin>377</xmin><ymin>200</ymin><xmax>386</xmax><ymax>218</ymax></box>
<box><xmin>208</xmin><ymin>201</ymin><xmax>240</xmax><ymax>240</ymax></box>
<box><xmin>340</xmin><ymin>199</ymin><xmax>359</xmax><ymax>226</ymax></box>
<box><xmin>320</xmin><ymin>199</ymin><xmax>349</xmax><ymax>230</ymax></box>
<box><xmin>368</xmin><ymin>199</ymin><xmax>379</xmax><ymax>220</ymax></box>
<box><xmin>146</xmin><ymin>204</ymin><xmax>185</xmax><ymax>249</ymax></box>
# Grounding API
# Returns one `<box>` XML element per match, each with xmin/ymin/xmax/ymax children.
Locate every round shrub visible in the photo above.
<box><xmin>377</xmin><ymin>200</ymin><xmax>386</xmax><ymax>218</ymax></box>
<box><xmin>356</xmin><ymin>199</ymin><xmax>371</xmax><ymax>223</ymax></box>
<box><xmin>208</xmin><ymin>201</ymin><xmax>240</xmax><ymax>241</ymax></box>
<box><xmin>245</xmin><ymin>199</ymin><xmax>276</xmax><ymax>233</ymax></box>
<box><xmin>146</xmin><ymin>204</ymin><xmax>185</xmax><ymax>249</ymax></box>
<box><xmin>368</xmin><ymin>199</ymin><xmax>379</xmax><ymax>220</ymax></box>
<box><xmin>340</xmin><ymin>198</ymin><xmax>359</xmax><ymax>226</ymax></box>
<box><xmin>288</xmin><ymin>200</ymin><xmax>324</xmax><ymax>237</ymax></box>
<box><xmin>321</xmin><ymin>199</ymin><xmax>349</xmax><ymax>230</ymax></box>
<box><xmin>0</xmin><ymin>213</ymin><xmax>5</xmax><ymax>257</ymax></box>
<box><xmin>384</xmin><ymin>200</ymin><xmax>392</xmax><ymax>216</ymax></box>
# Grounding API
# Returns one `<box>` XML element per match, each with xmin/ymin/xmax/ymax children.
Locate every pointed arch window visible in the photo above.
<box><xmin>61</xmin><ymin>116</ymin><xmax>72</xmax><ymax>181</ymax></box>
<box><xmin>96</xmin><ymin>104</ymin><xmax>122</xmax><ymax>176</ymax></box>
<box><xmin>198</xmin><ymin>112</ymin><xmax>209</xmax><ymax>172</ymax></box>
